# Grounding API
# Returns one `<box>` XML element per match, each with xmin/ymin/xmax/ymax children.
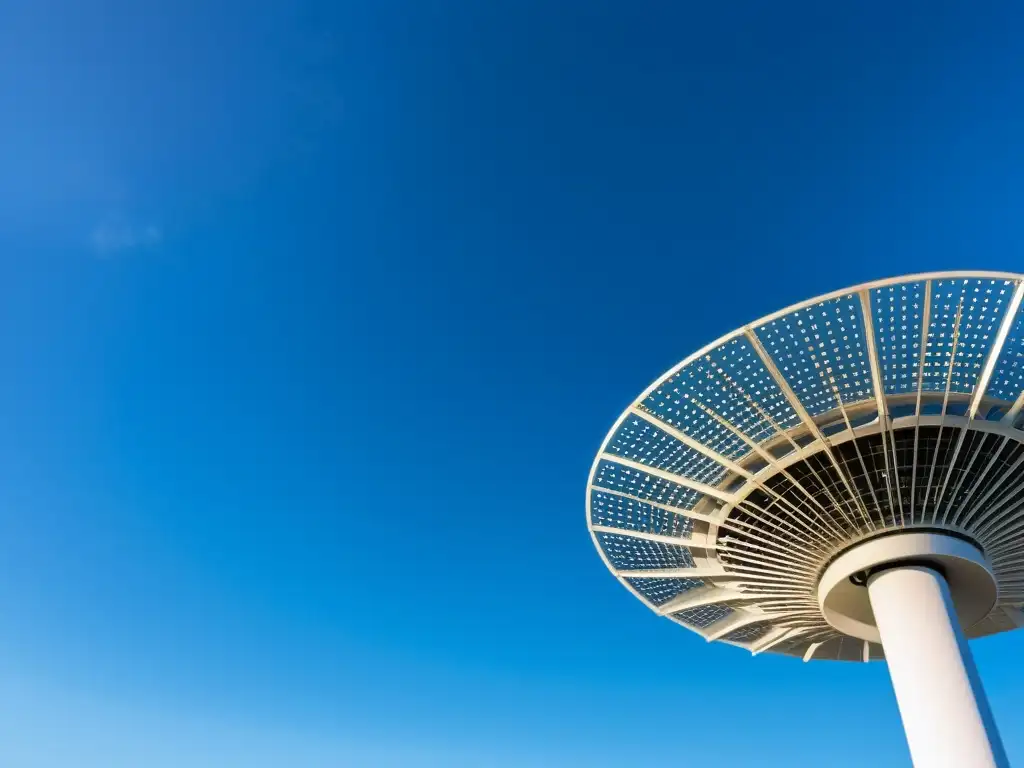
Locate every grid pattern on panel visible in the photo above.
<box><xmin>641</xmin><ymin>336</ymin><xmax>798</xmax><ymax>455</ymax></box>
<box><xmin>592</xmin><ymin>460</ymin><xmax>703</xmax><ymax>510</ymax></box>
<box><xmin>590</xmin><ymin>490</ymin><xmax>694</xmax><ymax>539</ymax></box>
<box><xmin>922</xmin><ymin>279</ymin><xmax>1013</xmax><ymax>394</ymax></box>
<box><xmin>739</xmin><ymin>427</ymin><xmax>1018</xmax><ymax>532</ymax></box>
<box><xmin>625</xmin><ymin>577</ymin><xmax>704</xmax><ymax>606</ymax></box>
<box><xmin>701</xmin><ymin>337</ymin><xmax>801</xmax><ymax>443</ymax></box>
<box><xmin>985</xmin><ymin>289</ymin><xmax>1024</xmax><ymax>403</ymax></box>
<box><xmin>596</xmin><ymin>532</ymin><xmax>695</xmax><ymax>570</ymax></box>
<box><xmin>871</xmin><ymin>282</ymin><xmax>926</xmax><ymax>395</ymax></box>
<box><xmin>754</xmin><ymin>294</ymin><xmax>874</xmax><ymax>417</ymax></box>
<box><xmin>672</xmin><ymin>603</ymin><xmax>734</xmax><ymax>629</ymax></box>
<box><xmin>640</xmin><ymin>373</ymin><xmax>749</xmax><ymax>463</ymax></box>
<box><xmin>721</xmin><ymin>620</ymin><xmax>774</xmax><ymax>644</ymax></box>
<box><xmin>606</xmin><ymin>416</ymin><xmax>728</xmax><ymax>486</ymax></box>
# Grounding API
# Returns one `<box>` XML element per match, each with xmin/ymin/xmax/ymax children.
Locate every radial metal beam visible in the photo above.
<box><xmin>733</xmin><ymin>498</ymin><xmax>835</xmax><ymax>556</ymax></box>
<box><xmin>925</xmin><ymin>292</ymin><xmax>966</xmax><ymax>523</ymax></box>
<box><xmin>972</xmin><ymin>281</ymin><xmax>1024</xmax><ymax>418</ymax></box>
<box><xmin>963</xmin><ymin>454</ymin><xmax>1024</xmax><ymax>538</ymax></box>
<box><xmin>656</xmin><ymin>586</ymin><xmax>743</xmax><ymax>615</ymax></box>
<box><xmin>719</xmin><ymin>571</ymin><xmax>818</xmax><ymax>586</ymax></box>
<box><xmin>713</xmin><ymin>552</ymin><xmax>815</xmax><ymax>580</ymax></box>
<box><xmin>938</xmin><ymin>282</ymin><xmax>1024</xmax><ymax>524</ymax></box>
<box><xmin>715</xmin><ymin>529</ymin><xmax>823</xmax><ymax>570</ymax></box>
<box><xmin>685</xmin><ymin>396</ymin><xmax>848</xmax><ymax>542</ymax></box>
<box><xmin>950</xmin><ymin>436</ymin><xmax>1011</xmax><ymax>529</ymax></box>
<box><xmin>860</xmin><ymin>288</ymin><xmax>899</xmax><ymax>524</ymax></box>
<box><xmin>821</xmin><ymin>378</ymin><xmax>882</xmax><ymax>530</ymax></box>
<box><xmin>802</xmin><ymin>640</ymin><xmax>825</xmax><ymax>662</ymax></box>
<box><xmin>713</xmin><ymin>514</ymin><xmax>827</xmax><ymax>566</ymax></box>
<box><xmin>743</xmin><ymin>327</ymin><xmax>865</xmax><ymax>531</ymax></box>
<box><xmin>704</xmin><ymin>611</ymin><xmax>783</xmax><ymax>643</ymax></box>
<box><xmin>590</xmin><ymin>483</ymin><xmax>828</xmax><ymax>567</ymax></box>
<box><xmin>939</xmin><ymin>429</ymin><xmax>986</xmax><ymax>526</ymax></box>
<box><xmin>742</xmin><ymin>328</ymin><xmax>820</xmax><ymax>437</ymax></box>
<box><xmin>616</xmin><ymin>566</ymin><xmax>727</xmax><ymax>579</ymax></box>
<box><xmin>590</xmin><ymin>525</ymin><xmax>710</xmax><ymax>550</ymax></box>
<box><xmin>630</xmin><ymin>403</ymin><xmax>841</xmax><ymax>549</ymax></box>
<box><xmin>716</xmin><ymin>537</ymin><xmax>817</xmax><ymax>573</ymax></box>
<box><xmin>750</xmin><ymin>626</ymin><xmax>806</xmax><ymax>655</ymax></box>
<box><xmin>909</xmin><ymin>279</ymin><xmax>933</xmax><ymax>522</ymax></box>
<box><xmin>588</xmin><ymin>485</ymin><xmax>719</xmax><ymax>526</ymax></box>
<box><xmin>629</xmin><ymin>406</ymin><xmax>752</xmax><ymax>478</ymax></box>
<box><xmin>1002</xmin><ymin>391</ymin><xmax>1024</xmax><ymax>426</ymax></box>
<box><xmin>599</xmin><ymin>453</ymin><xmax>738</xmax><ymax>504</ymax></box>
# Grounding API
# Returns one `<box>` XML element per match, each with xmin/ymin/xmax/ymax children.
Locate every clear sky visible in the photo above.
<box><xmin>2</xmin><ymin>2</ymin><xmax>1024</xmax><ymax>766</ymax></box>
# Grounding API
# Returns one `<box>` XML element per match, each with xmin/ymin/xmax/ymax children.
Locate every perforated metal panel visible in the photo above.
<box><xmin>754</xmin><ymin>293</ymin><xmax>874</xmax><ymax>416</ymax></box>
<box><xmin>590</xmin><ymin>490</ymin><xmax>694</xmax><ymax>538</ymax></box>
<box><xmin>595</xmin><ymin>531</ymin><xmax>695</xmax><ymax>571</ymax></box>
<box><xmin>592</xmin><ymin>459</ymin><xmax>704</xmax><ymax>510</ymax></box>
<box><xmin>721</xmin><ymin>621</ymin><xmax>774</xmax><ymax>644</ymax></box>
<box><xmin>641</xmin><ymin>335</ymin><xmax>801</xmax><ymax>456</ymax></box>
<box><xmin>921</xmin><ymin>278</ymin><xmax>1013</xmax><ymax>394</ymax></box>
<box><xmin>871</xmin><ymin>281</ymin><xmax>926</xmax><ymax>395</ymax></box>
<box><xmin>672</xmin><ymin>603</ymin><xmax>734</xmax><ymax>629</ymax></box>
<box><xmin>606</xmin><ymin>417</ymin><xmax>727</xmax><ymax>485</ymax></box>
<box><xmin>984</xmin><ymin>295</ymin><xmax>1024</xmax><ymax>404</ymax></box>
<box><xmin>625</xmin><ymin>577</ymin><xmax>704</xmax><ymax>607</ymax></box>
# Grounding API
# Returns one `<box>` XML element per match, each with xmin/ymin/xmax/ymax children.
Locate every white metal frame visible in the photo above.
<box><xmin>587</xmin><ymin>271</ymin><xmax>1024</xmax><ymax>656</ymax></box>
<box><xmin>869</xmin><ymin>565</ymin><xmax>1009</xmax><ymax>767</ymax></box>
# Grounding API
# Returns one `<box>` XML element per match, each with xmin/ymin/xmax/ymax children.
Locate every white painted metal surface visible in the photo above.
<box><xmin>587</xmin><ymin>271</ymin><xmax>1024</xmax><ymax>657</ymax></box>
<box><xmin>868</xmin><ymin>566</ymin><xmax>1009</xmax><ymax>767</ymax></box>
<box><xmin>817</xmin><ymin>532</ymin><xmax>997</xmax><ymax>644</ymax></box>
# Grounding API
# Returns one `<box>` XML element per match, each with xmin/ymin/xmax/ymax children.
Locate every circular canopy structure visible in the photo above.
<box><xmin>587</xmin><ymin>271</ymin><xmax>1024</xmax><ymax>663</ymax></box>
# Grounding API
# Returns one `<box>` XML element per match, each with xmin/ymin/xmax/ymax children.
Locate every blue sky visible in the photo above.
<box><xmin>2</xmin><ymin>2</ymin><xmax>1024</xmax><ymax>766</ymax></box>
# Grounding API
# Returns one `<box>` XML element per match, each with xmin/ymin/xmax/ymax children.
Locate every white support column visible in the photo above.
<box><xmin>867</xmin><ymin>566</ymin><xmax>1008</xmax><ymax>768</ymax></box>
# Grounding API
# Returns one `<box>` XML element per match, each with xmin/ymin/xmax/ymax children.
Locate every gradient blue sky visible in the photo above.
<box><xmin>3</xmin><ymin>2</ymin><xmax>1024</xmax><ymax>766</ymax></box>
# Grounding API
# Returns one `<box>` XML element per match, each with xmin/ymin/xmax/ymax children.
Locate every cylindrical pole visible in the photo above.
<box><xmin>867</xmin><ymin>565</ymin><xmax>1008</xmax><ymax>768</ymax></box>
